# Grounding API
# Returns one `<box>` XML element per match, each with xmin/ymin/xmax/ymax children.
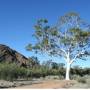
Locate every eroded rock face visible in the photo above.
<box><xmin>0</xmin><ymin>44</ymin><xmax>29</xmax><ymax>67</ymax></box>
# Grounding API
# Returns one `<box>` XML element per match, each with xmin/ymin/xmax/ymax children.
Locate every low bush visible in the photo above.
<box><xmin>59</xmin><ymin>75</ymin><xmax>64</xmax><ymax>80</ymax></box>
<box><xmin>0</xmin><ymin>63</ymin><xmax>27</xmax><ymax>81</ymax></box>
<box><xmin>0</xmin><ymin>62</ymin><xmax>90</xmax><ymax>81</ymax></box>
<box><xmin>77</xmin><ymin>77</ymin><xmax>86</xmax><ymax>84</ymax></box>
<box><xmin>70</xmin><ymin>75</ymin><xmax>80</xmax><ymax>80</ymax></box>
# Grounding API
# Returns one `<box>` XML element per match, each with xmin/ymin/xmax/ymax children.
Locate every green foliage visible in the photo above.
<box><xmin>26</xmin><ymin>44</ymin><xmax>32</xmax><ymax>51</ymax></box>
<box><xmin>28</xmin><ymin>56</ymin><xmax>40</xmax><ymax>68</ymax></box>
<box><xmin>0</xmin><ymin>61</ymin><xmax>90</xmax><ymax>81</ymax></box>
<box><xmin>77</xmin><ymin>77</ymin><xmax>86</xmax><ymax>84</ymax></box>
<box><xmin>27</xmin><ymin>12</ymin><xmax>90</xmax><ymax>68</ymax></box>
<box><xmin>50</xmin><ymin>27</ymin><xmax>58</xmax><ymax>36</ymax></box>
<box><xmin>51</xmin><ymin>62</ymin><xmax>59</xmax><ymax>69</ymax></box>
<box><xmin>26</xmin><ymin>18</ymin><xmax>51</xmax><ymax>52</ymax></box>
<box><xmin>43</xmin><ymin>38</ymin><xmax>49</xmax><ymax>46</ymax></box>
<box><xmin>59</xmin><ymin>75</ymin><xmax>64</xmax><ymax>80</ymax></box>
<box><xmin>26</xmin><ymin>67</ymin><xmax>48</xmax><ymax>78</ymax></box>
<box><xmin>36</xmin><ymin>30</ymin><xmax>43</xmax><ymax>37</ymax></box>
<box><xmin>0</xmin><ymin>63</ymin><xmax>27</xmax><ymax>81</ymax></box>
<box><xmin>70</xmin><ymin>28</ymin><xmax>90</xmax><ymax>43</ymax></box>
<box><xmin>70</xmin><ymin>75</ymin><xmax>80</xmax><ymax>80</ymax></box>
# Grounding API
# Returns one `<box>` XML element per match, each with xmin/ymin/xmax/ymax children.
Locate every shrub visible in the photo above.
<box><xmin>77</xmin><ymin>77</ymin><xmax>86</xmax><ymax>84</ymax></box>
<box><xmin>70</xmin><ymin>75</ymin><xmax>80</xmax><ymax>80</ymax></box>
<box><xmin>0</xmin><ymin>63</ymin><xmax>18</xmax><ymax>81</ymax></box>
<box><xmin>26</xmin><ymin>69</ymin><xmax>32</xmax><ymax>77</ymax></box>
<box><xmin>0</xmin><ymin>63</ymin><xmax>27</xmax><ymax>81</ymax></box>
<box><xmin>17</xmin><ymin>67</ymin><xmax>27</xmax><ymax>79</ymax></box>
<box><xmin>59</xmin><ymin>75</ymin><xmax>64</xmax><ymax>80</ymax></box>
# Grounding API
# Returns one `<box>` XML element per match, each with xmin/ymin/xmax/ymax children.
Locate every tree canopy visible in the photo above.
<box><xmin>26</xmin><ymin>12</ymin><xmax>90</xmax><ymax>80</ymax></box>
<box><xmin>26</xmin><ymin>12</ymin><xmax>90</xmax><ymax>61</ymax></box>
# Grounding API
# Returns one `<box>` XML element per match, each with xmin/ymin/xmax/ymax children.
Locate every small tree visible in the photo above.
<box><xmin>26</xmin><ymin>12</ymin><xmax>90</xmax><ymax>80</ymax></box>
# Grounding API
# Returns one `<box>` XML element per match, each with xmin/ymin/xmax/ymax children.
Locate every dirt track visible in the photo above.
<box><xmin>14</xmin><ymin>80</ymin><xmax>76</xmax><ymax>89</ymax></box>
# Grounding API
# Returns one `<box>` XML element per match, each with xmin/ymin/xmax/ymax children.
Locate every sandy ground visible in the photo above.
<box><xmin>13</xmin><ymin>80</ymin><xmax>76</xmax><ymax>89</ymax></box>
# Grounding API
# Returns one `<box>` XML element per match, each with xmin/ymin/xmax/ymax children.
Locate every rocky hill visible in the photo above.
<box><xmin>0</xmin><ymin>44</ymin><xmax>29</xmax><ymax>67</ymax></box>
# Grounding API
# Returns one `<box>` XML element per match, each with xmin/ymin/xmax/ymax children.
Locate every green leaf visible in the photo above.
<box><xmin>43</xmin><ymin>38</ymin><xmax>49</xmax><ymax>46</ymax></box>
<box><xmin>26</xmin><ymin>44</ymin><xmax>32</xmax><ymax>51</ymax></box>
<box><xmin>50</xmin><ymin>27</ymin><xmax>58</xmax><ymax>36</ymax></box>
<box><xmin>33</xmin><ymin>44</ymin><xmax>41</xmax><ymax>50</ymax></box>
<box><xmin>36</xmin><ymin>30</ymin><xmax>42</xmax><ymax>37</ymax></box>
<box><xmin>34</xmin><ymin>25</ymin><xmax>42</xmax><ymax>31</ymax></box>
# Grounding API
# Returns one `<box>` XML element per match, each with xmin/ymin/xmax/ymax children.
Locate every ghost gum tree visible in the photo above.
<box><xmin>26</xmin><ymin>12</ymin><xmax>90</xmax><ymax>80</ymax></box>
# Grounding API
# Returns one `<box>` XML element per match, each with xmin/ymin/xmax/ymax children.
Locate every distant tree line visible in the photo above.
<box><xmin>0</xmin><ymin>57</ymin><xmax>90</xmax><ymax>81</ymax></box>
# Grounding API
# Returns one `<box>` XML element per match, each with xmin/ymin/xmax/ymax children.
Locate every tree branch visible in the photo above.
<box><xmin>70</xmin><ymin>51</ymin><xmax>85</xmax><ymax>64</ymax></box>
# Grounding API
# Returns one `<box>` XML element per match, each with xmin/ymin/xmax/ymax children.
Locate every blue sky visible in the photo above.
<box><xmin>0</xmin><ymin>0</ymin><xmax>90</xmax><ymax>67</ymax></box>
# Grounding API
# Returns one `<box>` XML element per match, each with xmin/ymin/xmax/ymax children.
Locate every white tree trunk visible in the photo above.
<box><xmin>65</xmin><ymin>63</ymin><xmax>70</xmax><ymax>80</ymax></box>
